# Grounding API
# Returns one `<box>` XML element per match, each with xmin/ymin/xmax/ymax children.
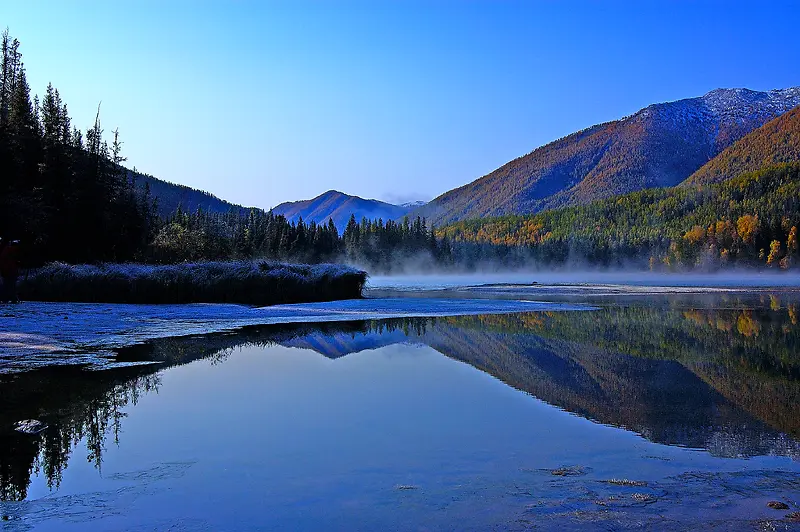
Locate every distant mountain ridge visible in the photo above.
<box><xmin>413</xmin><ymin>87</ymin><xmax>800</xmax><ymax>225</ymax></box>
<box><xmin>128</xmin><ymin>173</ymin><xmax>425</xmax><ymax>229</ymax></box>
<box><xmin>128</xmin><ymin>87</ymin><xmax>799</xmax><ymax>228</ymax></box>
<box><xmin>271</xmin><ymin>190</ymin><xmax>421</xmax><ymax>230</ymax></box>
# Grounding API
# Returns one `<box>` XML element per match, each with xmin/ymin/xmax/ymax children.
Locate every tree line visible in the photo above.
<box><xmin>150</xmin><ymin>207</ymin><xmax>453</xmax><ymax>270</ymax></box>
<box><xmin>438</xmin><ymin>163</ymin><xmax>800</xmax><ymax>270</ymax></box>
<box><xmin>0</xmin><ymin>29</ymin><xmax>452</xmax><ymax>271</ymax></box>
<box><xmin>4</xmin><ymin>27</ymin><xmax>798</xmax><ymax>272</ymax></box>
<box><xmin>0</xmin><ymin>29</ymin><xmax>157</xmax><ymax>265</ymax></box>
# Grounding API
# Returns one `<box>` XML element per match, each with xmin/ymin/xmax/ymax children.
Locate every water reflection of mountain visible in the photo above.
<box><xmin>267</xmin><ymin>305</ymin><xmax>800</xmax><ymax>459</ymax></box>
<box><xmin>1</xmin><ymin>299</ymin><xmax>799</xmax><ymax>501</ymax></box>
<box><xmin>0</xmin><ymin>321</ymin><xmax>405</xmax><ymax>501</ymax></box>
<box><xmin>420</xmin><ymin>318</ymin><xmax>800</xmax><ymax>458</ymax></box>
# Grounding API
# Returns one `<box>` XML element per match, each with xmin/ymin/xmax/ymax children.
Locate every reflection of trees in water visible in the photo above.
<box><xmin>0</xmin><ymin>370</ymin><xmax>160</xmax><ymax>501</ymax></box>
<box><xmin>421</xmin><ymin>302</ymin><xmax>800</xmax><ymax>450</ymax></box>
<box><xmin>442</xmin><ymin>302</ymin><xmax>800</xmax><ymax>380</ymax></box>
<box><xmin>222</xmin><ymin>304</ymin><xmax>800</xmax><ymax>457</ymax></box>
<box><xmin>2</xmin><ymin>296</ymin><xmax>798</xmax><ymax>501</ymax></box>
<box><xmin>0</xmin><ymin>321</ymin><xmax>390</xmax><ymax>502</ymax></box>
<box><xmin>274</xmin><ymin>302</ymin><xmax>800</xmax><ymax>457</ymax></box>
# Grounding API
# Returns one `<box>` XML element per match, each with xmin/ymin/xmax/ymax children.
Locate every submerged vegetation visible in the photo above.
<box><xmin>18</xmin><ymin>261</ymin><xmax>367</xmax><ymax>305</ymax></box>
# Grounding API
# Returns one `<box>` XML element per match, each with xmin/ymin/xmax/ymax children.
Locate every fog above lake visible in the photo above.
<box><xmin>366</xmin><ymin>271</ymin><xmax>800</xmax><ymax>291</ymax></box>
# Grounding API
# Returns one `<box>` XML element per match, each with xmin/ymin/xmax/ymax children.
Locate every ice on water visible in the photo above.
<box><xmin>0</xmin><ymin>297</ymin><xmax>589</xmax><ymax>373</ymax></box>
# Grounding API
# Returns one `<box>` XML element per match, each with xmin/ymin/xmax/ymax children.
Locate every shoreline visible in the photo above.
<box><xmin>4</xmin><ymin>280</ymin><xmax>799</xmax><ymax>374</ymax></box>
<box><xmin>0</xmin><ymin>298</ymin><xmax>589</xmax><ymax>374</ymax></box>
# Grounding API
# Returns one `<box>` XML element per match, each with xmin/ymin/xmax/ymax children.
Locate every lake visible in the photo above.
<box><xmin>1</xmin><ymin>287</ymin><xmax>799</xmax><ymax>530</ymax></box>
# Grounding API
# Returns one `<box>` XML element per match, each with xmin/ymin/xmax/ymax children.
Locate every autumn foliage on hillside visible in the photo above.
<box><xmin>685</xmin><ymin>106</ymin><xmax>800</xmax><ymax>185</ymax></box>
<box><xmin>414</xmin><ymin>89</ymin><xmax>800</xmax><ymax>226</ymax></box>
<box><xmin>438</xmin><ymin>163</ymin><xmax>800</xmax><ymax>269</ymax></box>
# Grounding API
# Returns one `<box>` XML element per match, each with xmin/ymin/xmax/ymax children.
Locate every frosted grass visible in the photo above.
<box><xmin>19</xmin><ymin>261</ymin><xmax>367</xmax><ymax>305</ymax></box>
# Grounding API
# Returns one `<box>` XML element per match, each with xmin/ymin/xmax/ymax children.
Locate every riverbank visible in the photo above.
<box><xmin>18</xmin><ymin>261</ymin><xmax>367</xmax><ymax>305</ymax></box>
<box><xmin>0</xmin><ymin>298</ymin><xmax>588</xmax><ymax>373</ymax></box>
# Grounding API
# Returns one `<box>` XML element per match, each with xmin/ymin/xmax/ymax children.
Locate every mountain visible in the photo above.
<box><xmin>683</xmin><ymin>105</ymin><xmax>800</xmax><ymax>185</ymax></box>
<box><xmin>129</xmin><ymin>176</ymin><xmax>430</xmax><ymax>226</ymax></box>
<box><xmin>413</xmin><ymin>87</ymin><xmax>800</xmax><ymax>226</ymax></box>
<box><xmin>271</xmin><ymin>190</ymin><xmax>415</xmax><ymax>230</ymax></box>
<box><xmin>439</xmin><ymin>162</ymin><xmax>800</xmax><ymax>268</ymax></box>
<box><xmin>131</xmin><ymin>171</ymin><xmax>252</xmax><ymax>217</ymax></box>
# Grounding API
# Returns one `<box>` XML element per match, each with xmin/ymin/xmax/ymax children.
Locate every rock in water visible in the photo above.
<box><xmin>14</xmin><ymin>420</ymin><xmax>48</xmax><ymax>435</ymax></box>
<box><xmin>767</xmin><ymin>501</ymin><xmax>790</xmax><ymax>510</ymax></box>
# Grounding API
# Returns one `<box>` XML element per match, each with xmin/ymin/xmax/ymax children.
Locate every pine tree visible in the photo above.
<box><xmin>0</xmin><ymin>29</ymin><xmax>21</xmax><ymax>127</ymax></box>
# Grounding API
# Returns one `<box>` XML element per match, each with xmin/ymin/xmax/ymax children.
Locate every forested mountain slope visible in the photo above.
<box><xmin>439</xmin><ymin>163</ymin><xmax>800</xmax><ymax>269</ymax></box>
<box><xmin>271</xmin><ymin>190</ymin><xmax>413</xmax><ymax>230</ymax></box>
<box><xmin>132</xmin><ymin>171</ymin><xmax>250</xmax><ymax>217</ymax></box>
<box><xmin>684</xmin><ymin>105</ymin><xmax>800</xmax><ymax>185</ymax></box>
<box><xmin>414</xmin><ymin>87</ymin><xmax>800</xmax><ymax>226</ymax></box>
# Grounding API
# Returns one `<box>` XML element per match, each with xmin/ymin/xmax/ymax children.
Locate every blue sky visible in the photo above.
<box><xmin>4</xmin><ymin>1</ymin><xmax>800</xmax><ymax>208</ymax></box>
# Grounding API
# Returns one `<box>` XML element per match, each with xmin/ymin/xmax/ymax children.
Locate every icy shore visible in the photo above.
<box><xmin>0</xmin><ymin>298</ymin><xmax>589</xmax><ymax>373</ymax></box>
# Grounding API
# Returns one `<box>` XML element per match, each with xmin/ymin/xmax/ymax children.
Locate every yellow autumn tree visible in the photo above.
<box><xmin>737</xmin><ymin>214</ymin><xmax>759</xmax><ymax>245</ymax></box>
<box><xmin>767</xmin><ymin>239</ymin><xmax>782</xmax><ymax>266</ymax></box>
<box><xmin>683</xmin><ymin>225</ymin><xmax>706</xmax><ymax>244</ymax></box>
<box><xmin>714</xmin><ymin>220</ymin><xmax>736</xmax><ymax>249</ymax></box>
<box><xmin>782</xmin><ymin>226</ymin><xmax>798</xmax><ymax>269</ymax></box>
<box><xmin>737</xmin><ymin>312</ymin><xmax>760</xmax><ymax>337</ymax></box>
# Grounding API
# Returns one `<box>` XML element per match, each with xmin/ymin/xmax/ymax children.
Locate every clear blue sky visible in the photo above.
<box><xmin>4</xmin><ymin>1</ymin><xmax>800</xmax><ymax>208</ymax></box>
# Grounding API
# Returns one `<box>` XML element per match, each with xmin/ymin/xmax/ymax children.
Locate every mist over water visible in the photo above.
<box><xmin>366</xmin><ymin>271</ymin><xmax>800</xmax><ymax>292</ymax></box>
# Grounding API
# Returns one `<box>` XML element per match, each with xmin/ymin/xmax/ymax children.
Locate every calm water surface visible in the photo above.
<box><xmin>1</xmin><ymin>292</ymin><xmax>800</xmax><ymax>530</ymax></box>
